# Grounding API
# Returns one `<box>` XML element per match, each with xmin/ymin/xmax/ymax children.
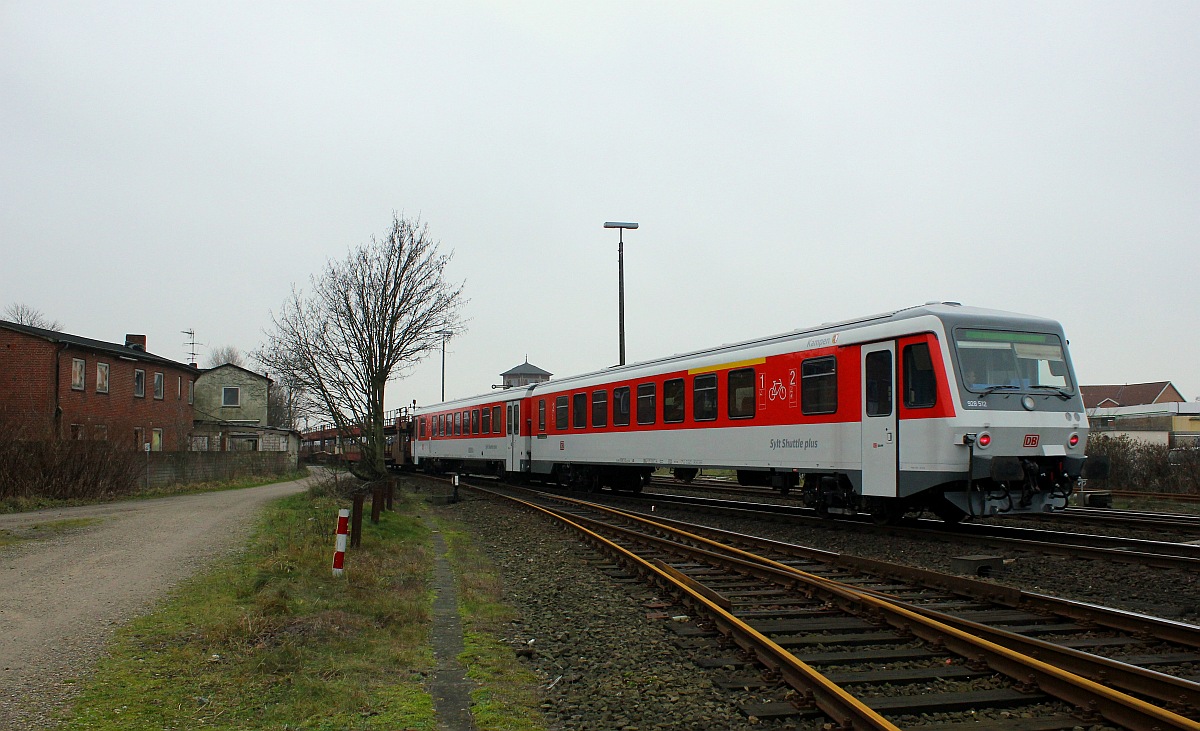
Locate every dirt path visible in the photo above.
<box><xmin>0</xmin><ymin>477</ymin><xmax>311</xmax><ymax>729</ymax></box>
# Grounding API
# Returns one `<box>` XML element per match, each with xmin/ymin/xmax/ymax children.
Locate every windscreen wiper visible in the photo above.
<box><xmin>1028</xmin><ymin>385</ymin><xmax>1073</xmax><ymax>400</ymax></box>
<box><xmin>978</xmin><ymin>384</ymin><xmax>1021</xmax><ymax>396</ymax></box>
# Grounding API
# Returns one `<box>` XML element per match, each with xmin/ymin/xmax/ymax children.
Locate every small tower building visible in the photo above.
<box><xmin>500</xmin><ymin>359</ymin><xmax>551</xmax><ymax>388</ymax></box>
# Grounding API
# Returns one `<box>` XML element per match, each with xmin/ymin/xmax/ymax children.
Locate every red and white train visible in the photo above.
<box><xmin>410</xmin><ymin>303</ymin><xmax>1102</xmax><ymax>521</ymax></box>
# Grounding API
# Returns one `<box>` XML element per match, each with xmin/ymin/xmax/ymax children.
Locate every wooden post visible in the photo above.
<box><xmin>350</xmin><ymin>493</ymin><xmax>365</xmax><ymax>548</ymax></box>
<box><xmin>371</xmin><ymin>482</ymin><xmax>383</xmax><ymax>524</ymax></box>
<box><xmin>386</xmin><ymin>477</ymin><xmax>395</xmax><ymax>511</ymax></box>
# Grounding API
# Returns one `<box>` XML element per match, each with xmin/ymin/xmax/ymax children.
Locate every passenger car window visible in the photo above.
<box><xmin>693</xmin><ymin>374</ymin><xmax>717</xmax><ymax>421</ymax></box>
<box><xmin>727</xmin><ymin>368</ymin><xmax>755</xmax><ymax>419</ymax></box>
<box><xmin>637</xmin><ymin>383</ymin><xmax>656</xmax><ymax>425</ymax></box>
<box><xmin>663</xmin><ymin>378</ymin><xmax>685</xmax><ymax>423</ymax></box>
<box><xmin>481</xmin><ymin>407</ymin><xmax>491</xmax><ymax>433</ymax></box>
<box><xmin>538</xmin><ymin>400</ymin><xmax>546</xmax><ymax>432</ymax></box>
<box><xmin>802</xmin><ymin>357</ymin><xmax>837</xmax><ymax>415</ymax></box>
<box><xmin>613</xmin><ymin>386</ymin><xmax>631</xmax><ymax>426</ymax></box>
<box><xmin>556</xmin><ymin>395</ymin><xmax>568</xmax><ymax>430</ymax></box>
<box><xmin>492</xmin><ymin>406</ymin><xmax>502</xmax><ymax>434</ymax></box>
<box><xmin>572</xmin><ymin>393</ymin><xmax>587</xmax><ymax>428</ymax></box>
<box><xmin>592</xmin><ymin>390</ymin><xmax>608</xmax><ymax>428</ymax></box>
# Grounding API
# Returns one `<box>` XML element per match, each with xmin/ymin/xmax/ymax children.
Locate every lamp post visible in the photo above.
<box><xmin>603</xmin><ymin>221</ymin><xmax>638</xmax><ymax>365</ymax></box>
<box><xmin>436</xmin><ymin>330</ymin><xmax>452</xmax><ymax>401</ymax></box>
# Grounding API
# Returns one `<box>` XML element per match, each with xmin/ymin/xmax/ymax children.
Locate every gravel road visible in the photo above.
<box><xmin>0</xmin><ymin>477</ymin><xmax>310</xmax><ymax>729</ymax></box>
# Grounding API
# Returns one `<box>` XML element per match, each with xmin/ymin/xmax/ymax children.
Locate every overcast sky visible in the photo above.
<box><xmin>3</xmin><ymin>1</ymin><xmax>1197</xmax><ymax>416</ymax></box>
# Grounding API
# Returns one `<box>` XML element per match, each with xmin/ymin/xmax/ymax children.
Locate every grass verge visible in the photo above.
<box><xmin>1</xmin><ymin>469</ymin><xmax>312</xmax><ymax>514</ymax></box>
<box><xmin>64</xmin><ymin>483</ymin><xmax>438</xmax><ymax>730</ymax></box>
<box><xmin>436</xmin><ymin>515</ymin><xmax>547</xmax><ymax>731</ymax></box>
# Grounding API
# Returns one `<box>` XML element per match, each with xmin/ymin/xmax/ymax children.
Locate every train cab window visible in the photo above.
<box><xmin>865</xmin><ymin>350</ymin><xmax>892</xmax><ymax>417</ymax></box>
<box><xmin>592</xmin><ymin>390</ymin><xmax>608</xmax><ymax>428</ymax></box>
<box><xmin>636</xmin><ymin>383</ymin><xmax>656</xmax><ymax>425</ymax></box>
<box><xmin>727</xmin><ymin>368</ymin><xmax>756</xmax><ymax>420</ymax></box>
<box><xmin>555</xmin><ymin>395</ymin><xmax>569</xmax><ymax>430</ymax></box>
<box><xmin>471</xmin><ymin>409</ymin><xmax>480</xmax><ymax>434</ymax></box>
<box><xmin>903</xmin><ymin>343</ymin><xmax>937</xmax><ymax>409</ymax></box>
<box><xmin>613</xmin><ymin>386</ymin><xmax>631</xmax><ymax>426</ymax></box>
<box><xmin>663</xmin><ymin>378</ymin><xmax>685</xmax><ymax>423</ymax></box>
<box><xmin>492</xmin><ymin>405</ymin><xmax>502</xmax><ymax>434</ymax></box>
<box><xmin>572</xmin><ymin>393</ymin><xmax>587</xmax><ymax>428</ymax></box>
<box><xmin>481</xmin><ymin>407</ymin><xmax>491</xmax><ymax>434</ymax></box>
<box><xmin>538</xmin><ymin>399</ymin><xmax>546</xmax><ymax>432</ymax></box>
<box><xmin>801</xmin><ymin>357</ymin><xmax>838</xmax><ymax>415</ymax></box>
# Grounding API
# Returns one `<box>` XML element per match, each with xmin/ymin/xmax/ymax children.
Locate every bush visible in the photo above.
<box><xmin>0</xmin><ymin>438</ymin><xmax>141</xmax><ymax>503</ymax></box>
<box><xmin>1086</xmin><ymin>434</ymin><xmax>1200</xmax><ymax>494</ymax></box>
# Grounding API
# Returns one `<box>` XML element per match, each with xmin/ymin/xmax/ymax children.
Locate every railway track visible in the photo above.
<box><xmin>632</xmin><ymin>484</ymin><xmax>1200</xmax><ymax>570</ymax></box>
<box><xmin>465</xmin><ymin>481</ymin><xmax>1200</xmax><ymax>730</ymax></box>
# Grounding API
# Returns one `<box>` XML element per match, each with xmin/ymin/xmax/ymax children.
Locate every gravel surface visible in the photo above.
<box><xmin>437</xmin><ymin>483</ymin><xmax>1198</xmax><ymax>730</ymax></box>
<box><xmin>0</xmin><ymin>478</ymin><xmax>309</xmax><ymax>729</ymax></box>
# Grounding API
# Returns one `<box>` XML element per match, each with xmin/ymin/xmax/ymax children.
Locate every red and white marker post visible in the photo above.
<box><xmin>332</xmin><ymin>508</ymin><xmax>350</xmax><ymax>577</ymax></box>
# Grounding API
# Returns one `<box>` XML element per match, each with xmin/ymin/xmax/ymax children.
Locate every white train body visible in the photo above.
<box><xmin>412</xmin><ymin>303</ymin><xmax>1096</xmax><ymax>520</ymax></box>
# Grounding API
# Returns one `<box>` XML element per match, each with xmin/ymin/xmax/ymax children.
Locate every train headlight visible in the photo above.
<box><xmin>1068</xmin><ymin>433</ymin><xmax>1080</xmax><ymax>449</ymax></box>
<box><xmin>977</xmin><ymin>432</ymin><xmax>992</xmax><ymax>448</ymax></box>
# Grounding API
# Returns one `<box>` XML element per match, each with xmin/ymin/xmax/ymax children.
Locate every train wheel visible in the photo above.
<box><xmin>673</xmin><ymin>468</ymin><xmax>699</xmax><ymax>484</ymax></box>
<box><xmin>869</xmin><ymin>498</ymin><xmax>902</xmax><ymax>525</ymax></box>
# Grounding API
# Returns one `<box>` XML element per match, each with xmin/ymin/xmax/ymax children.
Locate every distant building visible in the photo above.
<box><xmin>0</xmin><ymin>321</ymin><xmax>196</xmax><ymax>450</ymax></box>
<box><xmin>192</xmin><ymin>363</ymin><xmax>298</xmax><ymax>454</ymax></box>
<box><xmin>500</xmin><ymin>359</ymin><xmax>551</xmax><ymax>388</ymax></box>
<box><xmin>1081</xmin><ymin>381</ymin><xmax>1185</xmax><ymax>409</ymax></box>
<box><xmin>1083</xmin><ymin>380</ymin><xmax>1198</xmax><ymax>447</ymax></box>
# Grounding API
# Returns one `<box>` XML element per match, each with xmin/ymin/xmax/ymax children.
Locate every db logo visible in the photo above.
<box><xmin>1023</xmin><ymin>434</ymin><xmax>1040</xmax><ymax>448</ymax></box>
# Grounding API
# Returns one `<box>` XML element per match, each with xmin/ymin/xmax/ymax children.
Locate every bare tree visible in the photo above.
<box><xmin>4</xmin><ymin>303</ymin><xmax>62</xmax><ymax>331</ymax></box>
<box><xmin>205</xmin><ymin>345</ymin><xmax>245</xmax><ymax>368</ymax></box>
<box><xmin>257</xmin><ymin>215</ymin><xmax>466</xmax><ymax>481</ymax></box>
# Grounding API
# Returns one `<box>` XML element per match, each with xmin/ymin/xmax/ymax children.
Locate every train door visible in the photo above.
<box><xmin>507</xmin><ymin>400</ymin><xmax>527</xmax><ymax>472</ymax></box>
<box><xmin>861</xmin><ymin>342</ymin><xmax>898</xmax><ymax>497</ymax></box>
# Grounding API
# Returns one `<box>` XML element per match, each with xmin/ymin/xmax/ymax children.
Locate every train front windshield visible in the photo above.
<box><xmin>954</xmin><ymin>329</ymin><xmax>1073</xmax><ymax>393</ymax></box>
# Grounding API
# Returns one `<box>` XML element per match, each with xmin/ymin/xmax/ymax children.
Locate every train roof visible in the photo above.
<box><xmin>413</xmin><ymin>302</ymin><xmax>1067</xmax><ymax>412</ymax></box>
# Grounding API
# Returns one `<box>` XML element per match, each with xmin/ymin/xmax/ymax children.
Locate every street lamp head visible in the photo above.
<box><xmin>435</xmin><ymin>329</ymin><xmax>452</xmax><ymax>337</ymax></box>
<box><xmin>603</xmin><ymin>222</ymin><xmax>639</xmax><ymax>229</ymax></box>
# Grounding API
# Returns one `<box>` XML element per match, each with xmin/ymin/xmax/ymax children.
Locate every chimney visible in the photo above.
<box><xmin>125</xmin><ymin>334</ymin><xmax>147</xmax><ymax>351</ymax></box>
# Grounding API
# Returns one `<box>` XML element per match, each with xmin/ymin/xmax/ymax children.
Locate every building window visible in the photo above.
<box><xmin>555</xmin><ymin>395</ymin><xmax>568</xmax><ymax>430</ymax></box>
<box><xmin>728</xmin><ymin>368</ymin><xmax>756</xmax><ymax>420</ymax></box>
<box><xmin>572</xmin><ymin>393</ymin><xmax>587</xmax><ymax>429</ymax></box>
<box><xmin>613</xmin><ymin>386</ymin><xmax>631</xmax><ymax>426</ymax></box>
<box><xmin>222</xmin><ymin>387</ymin><xmax>240</xmax><ymax>407</ymax></box>
<box><xmin>96</xmin><ymin>363</ymin><xmax>110</xmax><ymax>394</ymax></box>
<box><xmin>71</xmin><ymin>358</ymin><xmax>85</xmax><ymax>390</ymax></box>
<box><xmin>482</xmin><ymin>406</ymin><xmax>492</xmax><ymax>434</ymax></box>
<box><xmin>70</xmin><ymin>424</ymin><xmax>84</xmax><ymax>440</ymax></box>
<box><xmin>151</xmin><ymin>428</ymin><xmax>163</xmax><ymax>451</ymax></box>
<box><xmin>133</xmin><ymin>427</ymin><xmax>145</xmax><ymax>451</ymax></box>
<box><xmin>636</xmin><ymin>383</ymin><xmax>656</xmax><ymax>425</ymax></box>
<box><xmin>94</xmin><ymin>424</ymin><xmax>107</xmax><ymax>441</ymax></box>
<box><xmin>693</xmin><ymin>374</ymin><xmax>717</xmax><ymax>421</ymax></box>
<box><xmin>188</xmin><ymin>380</ymin><xmax>194</xmax><ymax>405</ymax></box>
<box><xmin>134</xmin><ymin>370</ymin><xmax>146</xmax><ymax>398</ymax></box>
<box><xmin>801</xmin><ymin>357</ymin><xmax>838</xmax><ymax>415</ymax></box>
<box><xmin>153</xmin><ymin>372</ymin><xmax>164</xmax><ymax>400</ymax></box>
<box><xmin>177</xmin><ymin>375</ymin><xmax>182</xmax><ymax>399</ymax></box>
<box><xmin>663</xmin><ymin>378</ymin><xmax>685</xmax><ymax>423</ymax></box>
<box><xmin>592</xmin><ymin>390</ymin><xmax>608</xmax><ymax>428</ymax></box>
<box><xmin>902</xmin><ymin>343</ymin><xmax>937</xmax><ymax>409</ymax></box>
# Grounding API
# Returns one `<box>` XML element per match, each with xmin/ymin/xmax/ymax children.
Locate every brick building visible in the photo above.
<box><xmin>0</xmin><ymin>320</ymin><xmax>197</xmax><ymax>450</ymax></box>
